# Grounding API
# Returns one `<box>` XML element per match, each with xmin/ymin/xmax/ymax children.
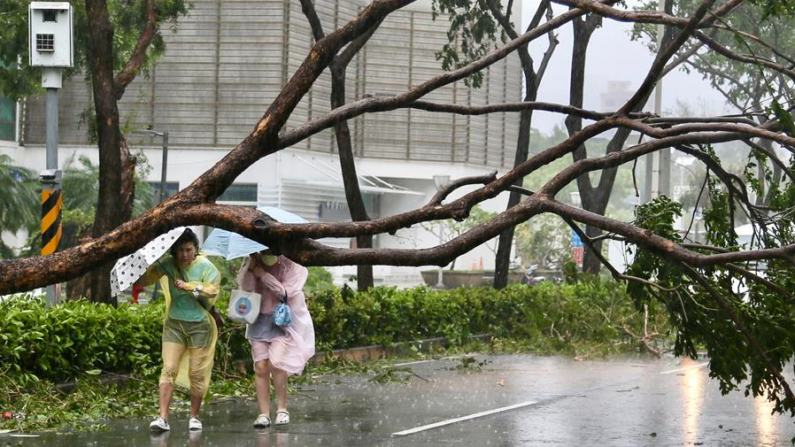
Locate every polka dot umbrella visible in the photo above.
<box><xmin>110</xmin><ymin>227</ymin><xmax>188</xmax><ymax>296</ymax></box>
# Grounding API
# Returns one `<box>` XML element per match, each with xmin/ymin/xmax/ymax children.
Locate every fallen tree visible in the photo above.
<box><xmin>1</xmin><ymin>0</ymin><xmax>795</xmax><ymax>418</ymax></box>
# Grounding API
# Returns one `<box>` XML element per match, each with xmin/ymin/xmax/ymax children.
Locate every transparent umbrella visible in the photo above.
<box><xmin>202</xmin><ymin>206</ymin><xmax>308</xmax><ymax>260</ymax></box>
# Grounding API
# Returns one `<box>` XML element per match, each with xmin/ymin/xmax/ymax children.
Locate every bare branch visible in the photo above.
<box><xmin>724</xmin><ymin>263</ymin><xmax>795</xmax><ymax>302</ymax></box>
<box><xmin>299</xmin><ymin>0</ymin><xmax>326</xmax><ymax>42</ymax></box>
<box><xmin>535</xmin><ymin>3</ymin><xmax>559</xmax><ymax>89</ymax></box>
<box><xmin>407</xmin><ymin>100</ymin><xmax>615</xmax><ymax>120</ymax></box>
<box><xmin>693</xmin><ymin>30</ymin><xmax>795</xmax><ymax>82</ymax></box>
<box><xmin>429</xmin><ymin>172</ymin><xmax>498</xmax><ymax>206</ymax></box>
<box><xmin>279</xmin><ymin>1</ymin><xmax>617</xmax><ymax>150</ymax></box>
<box><xmin>620</xmin><ymin>0</ymin><xmax>720</xmax><ymax>114</ymax></box>
<box><xmin>645</xmin><ymin>115</ymin><xmax>758</xmax><ymax>126</ymax></box>
<box><xmin>662</xmin><ymin>39</ymin><xmax>708</xmax><ymax>77</ymax></box>
<box><xmin>542</xmin><ymin>199</ymin><xmax>795</xmax><ymax>267</ymax></box>
<box><xmin>113</xmin><ymin>0</ymin><xmax>157</xmax><ymax>98</ymax></box>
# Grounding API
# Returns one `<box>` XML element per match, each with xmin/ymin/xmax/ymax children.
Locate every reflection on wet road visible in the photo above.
<box><xmin>3</xmin><ymin>355</ymin><xmax>793</xmax><ymax>446</ymax></box>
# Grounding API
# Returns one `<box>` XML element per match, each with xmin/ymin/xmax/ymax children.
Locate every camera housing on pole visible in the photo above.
<box><xmin>29</xmin><ymin>2</ymin><xmax>73</xmax><ymax>307</ymax></box>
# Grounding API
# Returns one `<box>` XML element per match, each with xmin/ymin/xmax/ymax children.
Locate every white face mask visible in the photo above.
<box><xmin>260</xmin><ymin>254</ymin><xmax>278</xmax><ymax>266</ymax></box>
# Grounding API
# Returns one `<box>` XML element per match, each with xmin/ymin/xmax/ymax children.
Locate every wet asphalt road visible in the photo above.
<box><xmin>3</xmin><ymin>355</ymin><xmax>793</xmax><ymax>446</ymax></box>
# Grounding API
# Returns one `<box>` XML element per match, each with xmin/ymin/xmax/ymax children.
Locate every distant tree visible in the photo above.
<box><xmin>422</xmin><ymin>206</ymin><xmax>498</xmax><ymax>270</ymax></box>
<box><xmin>0</xmin><ymin>0</ymin><xmax>188</xmax><ymax>303</ymax></box>
<box><xmin>515</xmin><ymin>214</ymin><xmax>570</xmax><ymax>270</ymax></box>
<box><xmin>433</xmin><ymin>0</ymin><xmax>559</xmax><ymax>288</ymax></box>
<box><xmin>299</xmin><ymin>0</ymin><xmax>379</xmax><ymax>291</ymax></box>
<box><xmin>632</xmin><ymin>0</ymin><xmax>795</xmax><ymax>209</ymax></box>
<box><xmin>0</xmin><ymin>154</ymin><xmax>38</xmax><ymax>259</ymax></box>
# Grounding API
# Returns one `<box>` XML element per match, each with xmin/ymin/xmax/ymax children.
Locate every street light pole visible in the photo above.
<box><xmin>132</xmin><ymin>129</ymin><xmax>168</xmax><ymax>304</ymax></box>
<box><xmin>433</xmin><ymin>175</ymin><xmax>451</xmax><ymax>289</ymax></box>
<box><xmin>674</xmin><ymin>158</ymin><xmax>700</xmax><ymax>241</ymax></box>
<box><xmin>158</xmin><ymin>132</ymin><xmax>169</xmax><ymax>203</ymax></box>
<box><xmin>133</xmin><ymin>129</ymin><xmax>169</xmax><ymax>203</ymax></box>
<box><xmin>644</xmin><ymin>0</ymin><xmax>668</xmax><ymax>203</ymax></box>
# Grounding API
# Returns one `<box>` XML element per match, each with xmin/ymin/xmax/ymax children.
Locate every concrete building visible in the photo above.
<box><xmin>1</xmin><ymin>0</ymin><xmax>523</xmax><ymax>285</ymax></box>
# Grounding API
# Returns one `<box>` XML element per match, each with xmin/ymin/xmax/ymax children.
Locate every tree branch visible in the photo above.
<box><xmin>279</xmin><ymin>1</ymin><xmax>618</xmax><ymax>150</ymax></box>
<box><xmin>678</xmin><ymin>262</ymin><xmax>795</xmax><ymax>403</ymax></box>
<box><xmin>300</xmin><ymin>0</ymin><xmax>326</xmax><ymax>42</ymax></box>
<box><xmin>541</xmin><ymin>199</ymin><xmax>795</xmax><ymax>267</ymax></box>
<box><xmin>113</xmin><ymin>0</ymin><xmax>157</xmax><ymax>99</ymax></box>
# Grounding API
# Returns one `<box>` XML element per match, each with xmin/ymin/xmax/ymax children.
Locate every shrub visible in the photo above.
<box><xmin>0</xmin><ymin>295</ymin><xmax>162</xmax><ymax>382</ymax></box>
<box><xmin>1</xmin><ymin>281</ymin><xmax>669</xmax><ymax>383</ymax></box>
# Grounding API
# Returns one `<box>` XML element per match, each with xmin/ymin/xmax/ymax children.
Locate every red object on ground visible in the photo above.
<box><xmin>131</xmin><ymin>285</ymin><xmax>143</xmax><ymax>304</ymax></box>
<box><xmin>2</xmin><ymin>410</ymin><xmax>12</xmax><ymax>420</ymax></box>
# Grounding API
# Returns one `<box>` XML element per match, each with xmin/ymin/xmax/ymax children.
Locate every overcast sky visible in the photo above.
<box><xmin>521</xmin><ymin>1</ymin><xmax>730</xmax><ymax>133</ymax></box>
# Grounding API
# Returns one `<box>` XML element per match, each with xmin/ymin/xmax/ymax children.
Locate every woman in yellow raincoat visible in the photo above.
<box><xmin>135</xmin><ymin>228</ymin><xmax>221</xmax><ymax>433</ymax></box>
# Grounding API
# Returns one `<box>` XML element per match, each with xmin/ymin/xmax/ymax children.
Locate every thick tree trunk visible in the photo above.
<box><xmin>564</xmin><ymin>16</ymin><xmax>600</xmax><ymax>274</ymax></box>
<box><xmin>491</xmin><ymin>0</ymin><xmax>544</xmax><ymax>289</ymax></box>
<box><xmin>330</xmin><ymin>64</ymin><xmax>374</xmax><ymax>291</ymax></box>
<box><xmin>83</xmin><ymin>0</ymin><xmax>136</xmax><ymax>304</ymax></box>
<box><xmin>493</xmin><ymin>107</ymin><xmax>533</xmax><ymax>288</ymax></box>
<box><xmin>569</xmin><ymin>5</ymin><xmax>674</xmax><ymax>274</ymax></box>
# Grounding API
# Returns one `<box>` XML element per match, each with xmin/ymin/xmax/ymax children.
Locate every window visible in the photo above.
<box><xmin>0</xmin><ymin>97</ymin><xmax>15</xmax><ymax>141</ymax></box>
<box><xmin>146</xmin><ymin>181</ymin><xmax>179</xmax><ymax>201</ymax></box>
<box><xmin>318</xmin><ymin>193</ymin><xmax>380</xmax><ymax>222</ymax></box>
<box><xmin>218</xmin><ymin>184</ymin><xmax>257</xmax><ymax>203</ymax></box>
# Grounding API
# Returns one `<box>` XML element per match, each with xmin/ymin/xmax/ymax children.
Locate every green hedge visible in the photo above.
<box><xmin>1</xmin><ymin>281</ymin><xmax>667</xmax><ymax>383</ymax></box>
<box><xmin>0</xmin><ymin>297</ymin><xmax>163</xmax><ymax>382</ymax></box>
<box><xmin>306</xmin><ymin>281</ymin><xmax>664</xmax><ymax>351</ymax></box>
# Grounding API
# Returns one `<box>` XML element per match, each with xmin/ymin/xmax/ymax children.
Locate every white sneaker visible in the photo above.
<box><xmin>253</xmin><ymin>413</ymin><xmax>271</xmax><ymax>429</ymax></box>
<box><xmin>149</xmin><ymin>417</ymin><xmax>170</xmax><ymax>432</ymax></box>
<box><xmin>188</xmin><ymin>416</ymin><xmax>203</xmax><ymax>431</ymax></box>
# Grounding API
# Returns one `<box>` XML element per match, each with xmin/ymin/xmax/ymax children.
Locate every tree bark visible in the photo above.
<box><xmin>494</xmin><ymin>106</ymin><xmax>533</xmax><ymax>288</ymax></box>
<box><xmin>299</xmin><ymin>0</ymin><xmax>378</xmax><ymax>291</ymax></box>
<box><xmin>331</xmin><ymin>63</ymin><xmax>374</xmax><ymax>291</ymax></box>
<box><xmin>564</xmin><ymin>14</ymin><xmax>606</xmax><ymax>274</ymax></box>
<box><xmin>491</xmin><ymin>0</ymin><xmax>546</xmax><ymax>289</ymax></box>
<box><xmin>564</xmin><ymin>11</ymin><xmax>666</xmax><ymax>274</ymax></box>
<box><xmin>83</xmin><ymin>0</ymin><xmax>137</xmax><ymax>305</ymax></box>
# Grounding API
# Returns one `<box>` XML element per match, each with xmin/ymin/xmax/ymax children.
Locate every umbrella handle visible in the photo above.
<box><xmin>155</xmin><ymin>260</ymin><xmax>177</xmax><ymax>281</ymax></box>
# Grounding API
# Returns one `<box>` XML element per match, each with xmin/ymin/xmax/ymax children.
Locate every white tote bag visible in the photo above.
<box><xmin>227</xmin><ymin>289</ymin><xmax>261</xmax><ymax>324</ymax></box>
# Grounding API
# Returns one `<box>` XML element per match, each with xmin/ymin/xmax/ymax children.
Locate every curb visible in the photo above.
<box><xmin>309</xmin><ymin>333</ymin><xmax>493</xmax><ymax>364</ymax></box>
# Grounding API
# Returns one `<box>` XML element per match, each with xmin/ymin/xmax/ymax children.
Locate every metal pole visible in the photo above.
<box><xmin>43</xmin><ymin>77</ymin><xmax>62</xmax><ymax>308</ymax></box>
<box><xmin>150</xmin><ymin>130</ymin><xmax>168</xmax><ymax>302</ymax></box>
<box><xmin>46</xmin><ymin>88</ymin><xmax>58</xmax><ymax>170</ymax></box>
<box><xmin>643</xmin><ymin>154</ymin><xmax>653</xmax><ymax>203</ymax></box>
<box><xmin>655</xmin><ymin>0</ymin><xmax>670</xmax><ymax>198</ymax></box>
<box><xmin>159</xmin><ymin>131</ymin><xmax>169</xmax><ymax>203</ymax></box>
<box><xmin>644</xmin><ymin>0</ymin><xmax>667</xmax><ymax>204</ymax></box>
<box><xmin>436</xmin><ymin>224</ymin><xmax>444</xmax><ymax>288</ymax></box>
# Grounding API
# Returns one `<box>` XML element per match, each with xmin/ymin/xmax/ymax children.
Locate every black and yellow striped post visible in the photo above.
<box><xmin>41</xmin><ymin>185</ymin><xmax>63</xmax><ymax>255</ymax></box>
<box><xmin>40</xmin><ymin>169</ymin><xmax>62</xmax><ymax>307</ymax></box>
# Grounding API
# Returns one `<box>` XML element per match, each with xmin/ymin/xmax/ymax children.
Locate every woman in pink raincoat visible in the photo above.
<box><xmin>237</xmin><ymin>250</ymin><xmax>315</xmax><ymax>428</ymax></box>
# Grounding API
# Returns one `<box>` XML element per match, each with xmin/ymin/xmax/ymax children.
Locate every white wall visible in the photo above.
<box><xmin>4</xmin><ymin>142</ymin><xmax>515</xmax><ymax>284</ymax></box>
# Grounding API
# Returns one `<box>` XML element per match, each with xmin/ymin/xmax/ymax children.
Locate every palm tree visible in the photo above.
<box><xmin>0</xmin><ymin>154</ymin><xmax>39</xmax><ymax>259</ymax></box>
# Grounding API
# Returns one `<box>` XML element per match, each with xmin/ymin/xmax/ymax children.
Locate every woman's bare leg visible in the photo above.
<box><xmin>254</xmin><ymin>360</ymin><xmax>271</xmax><ymax>414</ymax></box>
<box><xmin>271</xmin><ymin>363</ymin><xmax>288</xmax><ymax>411</ymax></box>
<box><xmin>158</xmin><ymin>383</ymin><xmax>174</xmax><ymax>419</ymax></box>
